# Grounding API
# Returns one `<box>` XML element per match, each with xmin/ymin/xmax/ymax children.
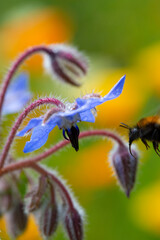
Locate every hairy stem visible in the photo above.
<box><xmin>31</xmin><ymin>163</ymin><xmax>74</xmax><ymax>209</ymax></box>
<box><xmin>0</xmin><ymin>129</ymin><xmax>125</xmax><ymax>176</ymax></box>
<box><xmin>0</xmin><ymin>46</ymin><xmax>54</xmax><ymax>118</ymax></box>
<box><xmin>0</xmin><ymin>98</ymin><xmax>64</xmax><ymax>169</ymax></box>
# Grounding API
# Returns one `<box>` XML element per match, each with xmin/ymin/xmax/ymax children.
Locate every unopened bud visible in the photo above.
<box><xmin>40</xmin><ymin>200</ymin><xmax>58</xmax><ymax>237</ymax></box>
<box><xmin>43</xmin><ymin>44</ymin><xmax>88</xmax><ymax>86</ymax></box>
<box><xmin>111</xmin><ymin>144</ymin><xmax>138</xmax><ymax>197</ymax></box>
<box><xmin>5</xmin><ymin>201</ymin><xmax>28</xmax><ymax>239</ymax></box>
<box><xmin>0</xmin><ymin>180</ymin><xmax>12</xmax><ymax>214</ymax></box>
<box><xmin>25</xmin><ymin>175</ymin><xmax>48</xmax><ymax>212</ymax></box>
<box><xmin>64</xmin><ymin>207</ymin><xmax>84</xmax><ymax>240</ymax></box>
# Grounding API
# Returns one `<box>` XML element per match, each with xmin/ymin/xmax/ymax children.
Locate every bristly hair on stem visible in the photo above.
<box><xmin>0</xmin><ymin>44</ymin><xmax>88</xmax><ymax>119</ymax></box>
<box><xmin>0</xmin><ymin>43</ymin><xmax>133</xmax><ymax>240</ymax></box>
<box><xmin>0</xmin><ymin>129</ymin><xmax>139</xmax><ymax>199</ymax></box>
<box><xmin>0</xmin><ymin>97</ymin><xmax>65</xmax><ymax>169</ymax></box>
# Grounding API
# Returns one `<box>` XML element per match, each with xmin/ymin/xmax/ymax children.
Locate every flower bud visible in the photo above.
<box><xmin>111</xmin><ymin>144</ymin><xmax>138</xmax><ymax>197</ymax></box>
<box><xmin>0</xmin><ymin>180</ymin><xmax>12</xmax><ymax>214</ymax></box>
<box><xmin>64</xmin><ymin>207</ymin><xmax>84</xmax><ymax>240</ymax></box>
<box><xmin>43</xmin><ymin>44</ymin><xmax>88</xmax><ymax>86</ymax></box>
<box><xmin>5</xmin><ymin>201</ymin><xmax>28</xmax><ymax>239</ymax></box>
<box><xmin>40</xmin><ymin>200</ymin><xmax>58</xmax><ymax>237</ymax></box>
<box><xmin>25</xmin><ymin>175</ymin><xmax>48</xmax><ymax>212</ymax></box>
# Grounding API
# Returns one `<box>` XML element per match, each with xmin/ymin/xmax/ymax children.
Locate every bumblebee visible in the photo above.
<box><xmin>120</xmin><ymin>116</ymin><xmax>160</xmax><ymax>157</ymax></box>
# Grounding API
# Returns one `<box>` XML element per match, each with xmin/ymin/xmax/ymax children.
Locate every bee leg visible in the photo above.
<box><xmin>129</xmin><ymin>143</ymin><xmax>136</xmax><ymax>159</ymax></box>
<box><xmin>153</xmin><ymin>141</ymin><xmax>160</xmax><ymax>157</ymax></box>
<box><xmin>141</xmin><ymin>138</ymin><xmax>150</xmax><ymax>150</ymax></box>
<box><xmin>155</xmin><ymin>143</ymin><xmax>160</xmax><ymax>153</ymax></box>
<box><xmin>152</xmin><ymin>129</ymin><xmax>160</xmax><ymax>153</ymax></box>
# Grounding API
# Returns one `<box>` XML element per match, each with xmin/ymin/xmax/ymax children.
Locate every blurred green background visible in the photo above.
<box><xmin>1</xmin><ymin>1</ymin><xmax>160</xmax><ymax>240</ymax></box>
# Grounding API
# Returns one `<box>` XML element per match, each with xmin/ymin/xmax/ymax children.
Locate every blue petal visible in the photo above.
<box><xmin>76</xmin><ymin>98</ymin><xmax>87</xmax><ymax>107</ymax></box>
<box><xmin>72</xmin><ymin>75</ymin><xmax>126</xmax><ymax>114</ymax></box>
<box><xmin>2</xmin><ymin>93</ymin><xmax>31</xmax><ymax>115</ymax></box>
<box><xmin>2</xmin><ymin>73</ymin><xmax>31</xmax><ymax>115</ymax></box>
<box><xmin>103</xmin><ymin>75</ymin><xmax>126</xmax><ymax>101</ymax></box>
<box><xmin>18</xmin><ymin>75</ymin><xmax>125</xmax><ymax>153</ymax></box>
<box><xmin>23</xmin><ymin>118</ymin><xmax>57</xmax><ymax>153</ymax></box>
<box><xmin>50</xmin><ymin>75</ymin><xmax>125</xmax><ymax>128</ymax></box>
<box><xmin>17</xmin><ymin>118</ymin><xmax>43</xmax><ymax>137</ymax></box>
<box><xmin>8</xmin><ymin>73</ymin><xmax>29</xmax><ymax>92</ymax></box>
<box><xmin>80</xmin><ymin>110</ymin><xmax>95</xmax><ymax>122</ymax></box>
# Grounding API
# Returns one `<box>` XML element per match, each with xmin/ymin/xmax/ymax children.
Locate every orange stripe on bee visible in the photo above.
<box><xmin>137</xmin><ymin>116</ymin><xmax>160</xmax><ymax>128</ymax></box>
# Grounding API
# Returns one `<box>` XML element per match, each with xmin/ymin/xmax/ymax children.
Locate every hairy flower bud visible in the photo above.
<box><xmin>0</xmin><ymin>180</ymin><xmax>12</xmax><ymax>214</ymax></box>
<box><xmin>43</xmin><ymin>44</ymin><xmax>88</xmax><ymax>86</ymax></box>
<box><xmin>25</xmin><ymin>175</ymin><xmax>48</xmax><ymax>212</ymax></box>
<box><xmin>64</xmin><ymin>207</ymin><xmax>84</xmax><ymax>240</ymax></box>
<box><xmin>5</xmin><ymin>201</ymin><xmax>28</xmax><ymax>239</ymax></box>
<box><xmin>40</xmin><ymin>200</ymin><xmax>58</xmax><ymax>237</ymax></box>
<box><xmin>111</xmin><ymin>144</ymin><xmax>138</xmax><ymax>197</ymax></box>
<box><xmin>32</xmin><ymin>181</ymin><xmax>59</xmax><ymax>238</ymax></box>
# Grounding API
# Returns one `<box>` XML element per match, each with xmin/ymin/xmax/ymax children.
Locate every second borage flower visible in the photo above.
<box><xmin>17</xmin><ymin>75</ymin><xmax>125</xmax><ymax>153</ymax></box>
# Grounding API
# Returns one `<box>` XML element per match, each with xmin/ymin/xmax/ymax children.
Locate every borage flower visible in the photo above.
<box><xmin>2</xmin><ymin>73</ymin><xmax>31</xmax><ymax>115</ymax></box>
<box><xmin>17</xmin><ymin>75</ymin><xmax>125</xmax><ymax>153</ymax></box>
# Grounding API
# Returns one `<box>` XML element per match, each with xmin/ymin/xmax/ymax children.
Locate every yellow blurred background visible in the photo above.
<box><xmin>1</xmin><ymin>2</ymin><xmax>160</xmax><ymax>240</ymax></box>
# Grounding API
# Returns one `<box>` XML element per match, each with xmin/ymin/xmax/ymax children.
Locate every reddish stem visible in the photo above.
<box><xmin>31</xmin><ymin>163</ymin><xmax>74</xmax><ymax>209</ymax></box>
<box><xmin>0</xmin><ymin>98</ymin><xmax>64</xmax><ymax>169</ymax></box>
<box><xmin>0</xmin><ymin>46</ymin><xmax>54</xmax><ymax>118</ymax></box>
<box><xmin>0</xmin><ymin>129</ymin><xmax>125</xmax><ymax>176</ymax></box>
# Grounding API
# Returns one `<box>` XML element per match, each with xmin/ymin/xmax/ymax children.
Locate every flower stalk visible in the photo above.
<box><xmin>0</xmin><ymin>97</ymin><xmax>64</xmax><ymax>169</ymax></box>
<box><xmin>0</xmin><ymin>129</ymin><xmax>128</xmax><ymax>177</ymax></box>
<box><xmin>0</xmin><ymin>43</ymin><xmax>132</xmax><ymax>240</ymax></box>
<box><xmin>0</xmin><ymin>44</ymin><xmax>88</xmax><ymax>120</ymax></box>
<box><xmin>31</xmin><ymin>163</ymin><xmax>75</xmax><ymax>209</ymax></box>
<box><xmin>0</xmin><ymin>46</ymin><xmax>54</xmax><ymax>118</ymax></box>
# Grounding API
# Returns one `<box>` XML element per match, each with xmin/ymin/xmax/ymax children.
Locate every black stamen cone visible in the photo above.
<box><xmin>66</xmin><ymin>126</ymin><xmax>80</xmax><ymax>151</ymax></box>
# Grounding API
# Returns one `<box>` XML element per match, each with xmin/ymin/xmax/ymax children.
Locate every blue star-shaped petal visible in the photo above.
<box><xmin>2</xmin><ymin>73</ymin><xmax>31</xmax><ymax>115</ymax></box>
<box><xmin>17</xmin><ymin>75</ymin><xmax>125</xmax><ymax>153</ymax></box>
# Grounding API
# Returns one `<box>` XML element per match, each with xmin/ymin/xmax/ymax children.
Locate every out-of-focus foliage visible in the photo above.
<box><xmin>1</xmin><ymin>0</ymin><xmax>160</xmax><ymax>64</ymax></box>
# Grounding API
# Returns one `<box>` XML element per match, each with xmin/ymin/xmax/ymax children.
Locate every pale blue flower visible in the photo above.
<box><xmin>17</xmin><ymin>75</ymin><xmax>125</xmax><ymax>153</ymax></box>
<box><xmin>2</xmin><ymin>73</ymin><xmax>31</xmax><ymax>115</ymax></box>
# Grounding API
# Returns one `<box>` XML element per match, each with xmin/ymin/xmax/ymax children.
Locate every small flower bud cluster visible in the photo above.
<box><xmin>0</xmin><ymin>39</ymin><xmax>135</xmax><ymax>240</ymax></box>
<box><xmin>25</xmin><ymin>170</ymin><xmax>84</xmax><ymax>240</ymax></box>
<box><xmin>0</xmin><ymin>176</ymin><xmax>28</xmax><ymax>239</ymax></box>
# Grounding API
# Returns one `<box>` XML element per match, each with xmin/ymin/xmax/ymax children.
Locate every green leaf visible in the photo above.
<box><xmin>17</xmin><ymin>171</ymin><xmax>28</xmax><ymax>199</ymax></box>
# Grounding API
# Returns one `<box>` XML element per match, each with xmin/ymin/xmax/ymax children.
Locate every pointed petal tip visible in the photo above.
<box><xmin>23</xmin><ymin>142</ymin><xmax>33</xmax><ymax>153</ymax></box>
<box><xmin>16</xmin><ymin>132</ymin><xmax>22</xmax><ymax>137</ymax></box>
<box><xmin>23</xmin><ymin>147</ymin><xmax>29</xmax><ymax>154</ymax></box>
<box><xmin>125</xmin><ymin>189</ymin><xmax>131</xmax><ymax>198</ymax></box>
<box><xmin>75</xmin><ymin>147</ymin><xmax>79</xmax><ymax>152</ymax></box>
<box><xmin>23</xmin><ymin>142</ymin><xmax>39</xmax><ymax>153</ymax></box>
<box><xmin>120</xmin><ymin>74</ymin><xmax>126</xmax><ymax>84</ymax></box>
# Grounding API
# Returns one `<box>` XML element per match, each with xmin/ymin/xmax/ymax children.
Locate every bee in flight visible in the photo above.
<box><xmin>120</xmin><ymin>116</ymin><xmax>160</xmax><ymax>157</ymax></box>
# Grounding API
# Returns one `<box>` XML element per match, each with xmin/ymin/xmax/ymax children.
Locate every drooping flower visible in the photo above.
<box><xmin>17</xmin><ymin>75</ymin><xmax>125</xmax><ymax>153</ymax></box>
<box><xmin>0</xmin><ymin>8</ymin><xmax>72</xmax><ymax>72</ymax></box>
<box><xmin>2</xmin><ymin>73</ymin><xmax>31</xmax><ymax>115</ymax></box>
<box><xmin>43</xmin><ymin>44</ymin><xmax>88</xmax><ymax>86</ymax></box>
<box><xmin>110</xmin><ymin>142</ymin><xmax>139</xmax><ymax>197</ymax></box>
